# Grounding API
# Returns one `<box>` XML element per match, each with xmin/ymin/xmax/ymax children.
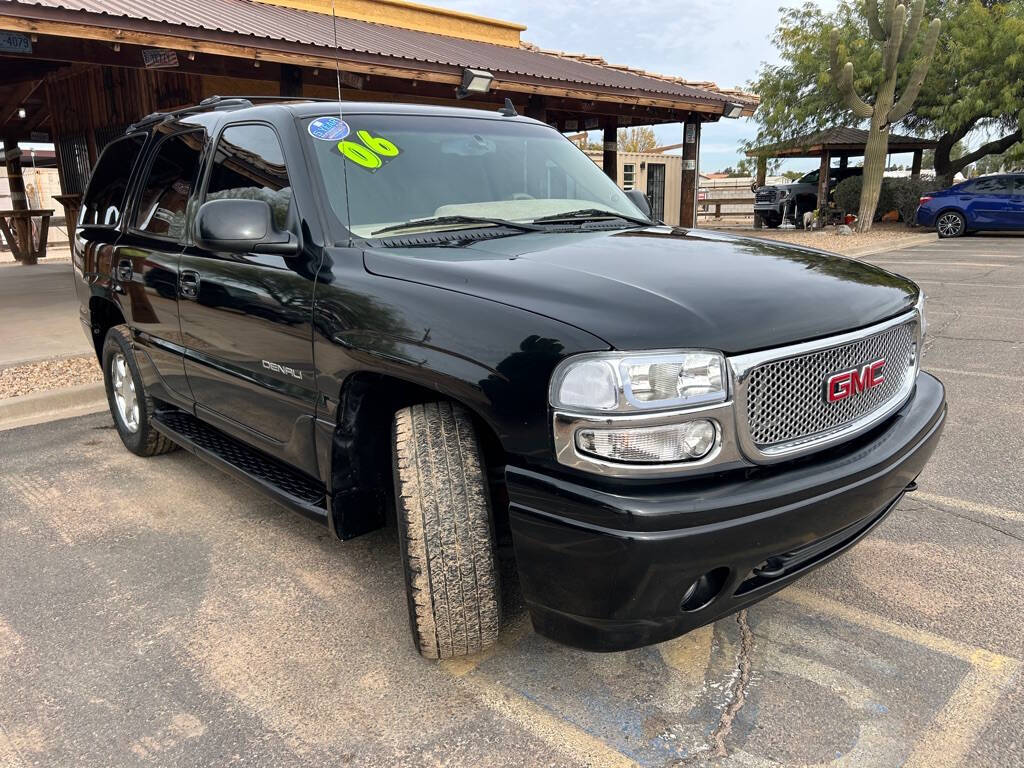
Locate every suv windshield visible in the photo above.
<box><xmin>303</xmin><ymin>113</ymin><xmax>648</xmax><ymax>238</ymax></box>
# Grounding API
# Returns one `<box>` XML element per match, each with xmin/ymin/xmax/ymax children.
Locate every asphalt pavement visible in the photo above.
<box><xmin>1</xmin><ymin>234</ymin><xmax>1022</xmax><ymax>767</ymax></box>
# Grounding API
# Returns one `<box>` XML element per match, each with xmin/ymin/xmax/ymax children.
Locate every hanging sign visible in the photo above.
<box><xmin>0</xmin><ymin>32</ymin><xmax>31</xmax><ymax>54</ymax></box>
<box><xmin>142</xmin><ymin>49</ymin><xmax>179</xmax><ymax>69</ymax></box>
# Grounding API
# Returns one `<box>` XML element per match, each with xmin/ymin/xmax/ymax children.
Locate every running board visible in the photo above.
<box><xmin>152</xmin><ymin>408</ymin><xmax>329</xmax><ymax>525</ymax></box>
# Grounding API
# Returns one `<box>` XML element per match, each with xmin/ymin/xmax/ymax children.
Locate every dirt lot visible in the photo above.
<box><xmin>719</xmin><ymin>222</ymin><xmax>937</xmax><ymax>256</ymax></box>
<box><xmin>1</xmin><ymin>235</ymin><xmax>1022</xmax><ymax>767</ymax></box>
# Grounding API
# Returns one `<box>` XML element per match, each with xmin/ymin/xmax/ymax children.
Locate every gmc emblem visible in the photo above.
<box><xmin>825</xmin><ymin>359</ymin><xmax>886</xmax><ymax>403</ymax></box>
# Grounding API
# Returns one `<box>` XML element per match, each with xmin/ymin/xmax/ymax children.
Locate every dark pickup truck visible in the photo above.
<box><xmin>75</xmin><ymin>98</ymin><xmax>945</xmax><ymax>658</ymax></box>
<box><xmin>754</xmin><ymin>166</ymin><xmax>862</xmax><ymax>227</ymax></box>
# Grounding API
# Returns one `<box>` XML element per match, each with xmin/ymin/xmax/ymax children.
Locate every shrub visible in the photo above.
<box><xmin>834</xmin><ymin>175</ymin><xmax>863</xmax><ymax>218</ymax></box>
<box><xmin>833</xmin><ymin>175</ymin><xmax>916</xmax><ymax>222</ymax></box>
<box><xmin>889</xmin><ymin>177</ymin><xmax>941</xmax><ymax>226</ymax></box>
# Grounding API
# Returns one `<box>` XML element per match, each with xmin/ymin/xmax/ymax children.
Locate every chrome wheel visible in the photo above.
<box><xmin>937</xmin><ymin>212</ymin><xmax>964</xmax><ymax>238</ymax></box>
<box><xmin>111</xmin><ymin>353</ymin><xmax>139</xmax><ymax>433</ymax></box>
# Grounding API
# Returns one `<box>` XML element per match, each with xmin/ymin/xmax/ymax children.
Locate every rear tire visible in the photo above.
<box><xmin>936</xmin><ymin>211</ymin><xmax>966</xmax><ymax>238</ymax></box>
<box><xmin>102</xmin><ymin>326</ymin><xmax>177</xmax><ymax>457</ymax></box>
<box><xmin>392</xmin><ymin>401</ymin><xmax>500</xmax><ymax>659</ymax></box>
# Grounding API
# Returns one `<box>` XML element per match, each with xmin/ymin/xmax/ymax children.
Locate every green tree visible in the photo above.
<box><xmin>746</xmin><ymin>0</ymin><xmax>1024</xmax><ymax>189</ymax></box>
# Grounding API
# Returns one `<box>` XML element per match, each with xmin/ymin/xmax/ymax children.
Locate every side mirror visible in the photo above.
<box><xmin>625</xmin><ymin>188</ymin><xmax>653</xmax><ymax>220</ymax></box>
<box><xmin>194</xmin><ymin>198</ymin><xmax>299</xmax><ymax>256</ymax></box>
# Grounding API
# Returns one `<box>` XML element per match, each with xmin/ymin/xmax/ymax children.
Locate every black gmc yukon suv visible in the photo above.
<box><xmin>75</xmin><ymin>98</ymin><xmax>945</xmax><ymax>658</ymax></box>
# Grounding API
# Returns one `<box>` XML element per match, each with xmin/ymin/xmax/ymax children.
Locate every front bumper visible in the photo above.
<box><xmin>507</xmin><ymin>372</ymin><xmax>946</xmax><ymax>651</ymax></box>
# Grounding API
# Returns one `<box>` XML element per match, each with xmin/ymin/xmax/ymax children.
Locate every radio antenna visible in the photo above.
<box><xmin>330</xmin><ymin>0</ymin><xmax>354</xmax><ymax>243</ymax></box>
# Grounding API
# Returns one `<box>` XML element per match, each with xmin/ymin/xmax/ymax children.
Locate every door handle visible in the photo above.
<box><xmin>116</xmin><ymin>259</ymin><xmax>133</xmax><ymax>282</ymax></box>
<box><xmin>179</xmin><ymin>270</ymin><xmax>201</xmax><ymax>299</ymax></box>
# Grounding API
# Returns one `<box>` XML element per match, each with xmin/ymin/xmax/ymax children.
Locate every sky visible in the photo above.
<box><xmin>434</xmin><ymin>0</ymin><xmax>839</xmax><ymax>173</ymax></box>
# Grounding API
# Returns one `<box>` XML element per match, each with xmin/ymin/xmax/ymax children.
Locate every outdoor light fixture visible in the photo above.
<box><xmin>722</xmin><ymin>102</ymin><xmax>744</xmax><ymax>119</ymax></box>
<box><xmin>17</xmin><ymin>107</ymin><xmax>26</xmax><ymax>119</ymax></box>
<box><xmin>456</xmin><ymin>68</ymin><xmax>494</xmax><ymax>99</ymax></box>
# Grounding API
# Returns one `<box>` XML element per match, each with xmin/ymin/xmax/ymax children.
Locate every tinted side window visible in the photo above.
<box><xmin>1014</xmin><ymin>176</ymin><xmax>1024</xmax><ymax>194</ymax></box>
<box><xmin>80</xmin><ymin>134</ymin><xmax>146</xmax><ymax>228</ymax></box>
<box><xmin>206</xmin><ymin>124</ymin><xmax>293</xmax><ymax>230</ymax></box>
<box><xmin>965</xmin><ymin>177</ymin><xmax>1010</xmax><ymax>195</ymax></box>
<box><xmin>133</xmin><ymin>129</ymin><xmax>205</xmax><ymax>240</ymax></box>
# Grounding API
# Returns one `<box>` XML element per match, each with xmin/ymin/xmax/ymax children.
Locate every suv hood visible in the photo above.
<box><xmin>363</xmin><ymin>227</ymin><xmax>918</xmax><ymax>355</ymax></box>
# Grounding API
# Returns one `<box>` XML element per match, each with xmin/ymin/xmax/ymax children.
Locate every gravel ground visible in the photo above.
<box><xmin>0</xmin><ymin>354</ymin><xmax>100</xmax><ymax>399</ymax></box>
<box><xmin>721</xmin><ymin>223</ymin><xmax>936</xmax><ymax>256</ymax></box>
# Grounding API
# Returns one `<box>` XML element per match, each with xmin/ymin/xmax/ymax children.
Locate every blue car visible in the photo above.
<box><xmin>916</xmin><ymin>174</ymin><xmax>1024</xmax><ymax>237</ymax></box>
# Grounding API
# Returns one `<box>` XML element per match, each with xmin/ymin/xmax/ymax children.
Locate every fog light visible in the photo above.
<box><xmin>576</xmin><ymin>419</ymin><xmax>717</xmax><ymax>464</ymax></box>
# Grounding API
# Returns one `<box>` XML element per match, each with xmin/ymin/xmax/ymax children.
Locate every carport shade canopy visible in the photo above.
<box><xmin>0</xmin><ymin>0</ymin><xmax>759</xmax><ymax>236</ymax></box>
<box><xmin>744</xmin><ymin>128</ymin><xmax>937</xmax><ymax>225</ymax></box>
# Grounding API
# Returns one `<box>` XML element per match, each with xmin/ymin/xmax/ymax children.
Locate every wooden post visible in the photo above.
<box><xmin>815</xmin><ymin>150</ymin><xmax>830</xmax><ymax>228</ymax></box>
<box><xmin>839</xmin><ymin>155</ymin><xmax>849</xmax><ymax>170</ymax></box>
<box><xmin>753</xmin><ymin>155</ymin><xmax>767</xmax><ymax>229</ymax></box>
<box><xmin>3</xmin><ymin>138</ymin><xmax>34</xmax><ymax>265</ymax></box>
<box><xmin>911</xmin><ymin>149</ymin><xmax>922</xmax><ymax>179</ymax></box>
<box><xmin>279</xmin><ymin>64</ymin><xmax>304</xmax><ymax>97</ymax></box>
<box><xmin>602</xmin><ymin>121</ymin><xmax>617</xmax><ymax>183</ymax></box>
<box><xmin>525</xmin><ymin>95</ymin><xmax>546</xmax><ymax>123</ymax></box>
<box><xmin>679</xmin><ymin>120</ymin><xmax>700</xmax><ymax>228</ymax></box>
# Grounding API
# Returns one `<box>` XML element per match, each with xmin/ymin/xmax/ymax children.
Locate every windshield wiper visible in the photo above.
<box><xmin>531</xmin><ymin>208</ymin><xmax>652</xmax><ymax>227</ymax></box>
<box><xmin>371</xmin><ymin>215</ymin><xmax>542</xmax><ymax>237</ymax></box>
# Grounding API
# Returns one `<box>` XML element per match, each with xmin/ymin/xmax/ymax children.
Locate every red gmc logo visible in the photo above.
<box><xmin>826</xmin><ymin>359</ymin><xmax>886</xmax><ymax>403</ymax></box>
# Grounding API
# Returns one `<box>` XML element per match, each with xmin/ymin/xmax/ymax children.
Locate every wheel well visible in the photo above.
<box><xmin>330</xmin><ymin>372</ymin><xmax>508</xmax><ymax>540</ymax></box>
<box><xmin>87</xmin><ymin>297</ymin><xmax>125</xmax><ymax>361</ymax></box>
<box><xmin>935</xmin><ymin>207</ymin><xmax>967</xmax><ymax>225</ymax></box>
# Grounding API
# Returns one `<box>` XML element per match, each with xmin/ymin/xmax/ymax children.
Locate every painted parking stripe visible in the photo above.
<box><xmin>780</xmin><ymin>589</ymin><xmax>1020</xmax><ymax>768</ymax></box>
<box><xmin>910</xmin><ymin>490</ymin><xmax>1024</xmax><ymax>524</ymax></box>
<box><xmin>925</xmin><ymin>366</ymin><xmax>1024</xmax><ymax>383</ymax></box>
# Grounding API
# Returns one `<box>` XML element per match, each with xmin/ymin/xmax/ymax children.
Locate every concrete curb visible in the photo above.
<box><xmin>846</xmin><ymin>232</ymin><xmax>938</xmax><ymax>260</ymax></box>
<box><xmin>0</xmin><ymin>382</ymin><xmax>108</xmax><ymax>432</ymax></box>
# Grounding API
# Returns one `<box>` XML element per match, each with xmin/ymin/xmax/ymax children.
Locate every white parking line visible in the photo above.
<box><xmin>869</xmin><ymin>261</ymin><xmax>1011</xmax><ymax>268</ymax></box>
<box><xmin>911</xmin><ymin>491</ymin><xmax>1024</xmax><ymax>524</ymax></box>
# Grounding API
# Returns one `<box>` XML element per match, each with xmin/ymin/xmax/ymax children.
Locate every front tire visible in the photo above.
<box><xmin>392</xmin><ymin>401</ymin><xmax>500</xmax><ymax>659</ymax></box>
<box><xmin>936</xmin><ymin>211</ymin><xmax>966</xmax><ymax>238</ymax></box>
<box><xmin>102</xmin><ymin>326</ymin><xmax>177</xmax><ymax>457</ymax></box>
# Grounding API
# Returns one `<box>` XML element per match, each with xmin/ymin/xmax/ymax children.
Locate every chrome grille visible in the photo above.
<box><xmin>755</xmin><ymin>190</ymin><xmax>777</xmax><ymax>203</ymax></box>
<box><xmin>743</xmin><ymin>319</ymin><xmax>918</xmax><ymax>451</ymax></box>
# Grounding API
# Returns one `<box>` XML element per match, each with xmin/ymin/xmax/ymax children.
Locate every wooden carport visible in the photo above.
<box><xmin>0</xmin><ymin>0</ymin><xmax>758</xmax><ymax>257</ymax></box>
<box><xmin>745</xmin><ymin>127</ymin><xmax>936</xmax><ymax>227</ymax></box>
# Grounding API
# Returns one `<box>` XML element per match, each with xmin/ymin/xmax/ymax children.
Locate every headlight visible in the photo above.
<box><xmin>550</xmin><ymin>350</ymin><xmax>727</xmax><ymax>412</ymax></box>
<box><xmin>577</xmin><ymin>419</ymin><xmax>718</xmax><ymax>463</ymax></box>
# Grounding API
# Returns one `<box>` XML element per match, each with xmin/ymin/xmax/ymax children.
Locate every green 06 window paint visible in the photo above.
<box><xmin>338</xmin><ymin>130</ymin><xmax>401</xmax><ymax>169</ymax></box>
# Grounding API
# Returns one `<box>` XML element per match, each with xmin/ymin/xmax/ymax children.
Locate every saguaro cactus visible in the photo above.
<box><xmin>830</xmin><ymin>0</ymin><xmax>940</xmax><ymax>232</ymax></box>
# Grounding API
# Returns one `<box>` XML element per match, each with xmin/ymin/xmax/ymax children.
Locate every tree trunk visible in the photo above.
<box><xmin>856</xmin><ymin>78</ymin><xmax>896</xmax><ymax>233</ymax></box>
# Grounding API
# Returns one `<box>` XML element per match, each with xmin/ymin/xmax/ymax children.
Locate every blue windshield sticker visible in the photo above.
<box><xmin>308</xmin><ymin>117</ymin><xmax>350</xmax><ymax>141</ymax></box>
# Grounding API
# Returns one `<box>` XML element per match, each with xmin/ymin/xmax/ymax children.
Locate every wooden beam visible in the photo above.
<box><xmin>911</xmin><ymin>149</ymin><xmax>922</xmax><ymax>178</ymax></box>
<box><xmin>816</xmin><ymin>151</ymin><xmax>830</xmax><ymax>225</ymax></box>
<box><xmin>279</xmin><ymin>62</ymin><xmax>303</xmax><ymax>97</ymax></box>
<box><xmin>0</xmin><ymin>80</ymin><xmax>42</xmax><ymax>127</ymax></box>
<box><xmin>679</xmin><ymin>121</ymin><xmax>700</xmax><ymax>228</ymax></box>
<box><xmin>602</xmin><ymin>121</ymin><xmax>617</xmax><ymax>182</ymax></box>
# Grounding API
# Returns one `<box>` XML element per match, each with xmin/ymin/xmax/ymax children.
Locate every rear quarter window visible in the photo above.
<box><xmin>80</xmin><ymin>133</ymin><xmax>147</xmax><ymax>228</ymax></box>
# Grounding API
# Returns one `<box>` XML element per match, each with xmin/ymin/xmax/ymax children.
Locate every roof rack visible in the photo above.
<box><xmin>126</xmin><ymin>95</ymin><xmax>339</xmax><ymax>133</ymax></box>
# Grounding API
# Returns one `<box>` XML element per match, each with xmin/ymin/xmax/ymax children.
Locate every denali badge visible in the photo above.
<box><xmin>262</xmin><ymin>360</ymin><xmax>303</xmax><ymax>380</ymax></box>
<box><xmin>825</xmin><ymin>359</ymin><xmax>885</xmax><ymax>403</ymax></box>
